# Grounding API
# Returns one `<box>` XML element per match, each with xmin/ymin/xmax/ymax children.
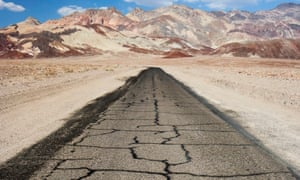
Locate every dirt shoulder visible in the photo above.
<box><xmin>0</xmin><ymin>54</ymin><xmax>146</xmax><ymax>164</ymax></box>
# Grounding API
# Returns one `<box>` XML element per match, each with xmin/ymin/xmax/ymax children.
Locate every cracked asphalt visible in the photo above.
<box><xmin>29</xmin><ymin>68</ymin><xmax>296</xmax><ymax>179</ymax></box>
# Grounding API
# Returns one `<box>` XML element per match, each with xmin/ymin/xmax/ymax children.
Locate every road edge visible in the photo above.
<box><xmin>162</xmin><ymin>68</ymin><xmax>300</xmax><ymax>179</ymax></box>
<box><xmin>0</xmin><ymin>68</ymin><xmax>147</xmax><ymax>179</ymax></box>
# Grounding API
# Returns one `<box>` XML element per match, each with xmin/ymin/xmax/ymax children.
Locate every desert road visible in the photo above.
<box><xmin>0</xmin><ymin>68</ymin><xmax>297</xmax><ymax>179</ymax></box>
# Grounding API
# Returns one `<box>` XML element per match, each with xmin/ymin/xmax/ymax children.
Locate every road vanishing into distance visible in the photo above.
<box><xmin>0</xmin><ymin>68</ymin><xmax>297</xmax><ymax>179</ymax></box>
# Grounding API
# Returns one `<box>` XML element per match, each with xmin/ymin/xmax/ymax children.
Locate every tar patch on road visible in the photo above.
<box><xmin>0</xmin><ymin>68</ymin><xmax>297</xmax><ymax>179</ymax></box>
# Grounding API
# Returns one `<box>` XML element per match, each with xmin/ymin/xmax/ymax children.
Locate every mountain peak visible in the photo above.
<box><xmin>23</xmin><ymin>16</ymin><xmax>40</xmax><ymax>25</ymax></box>
<box><xmin>128</xmin><ymin>7</ymin><xmax>144</xmax><ymax>16</ymax></box>
<box><xmin>169</xmin><ymin>4</ymin><xmax>190</xmax><ymax>9</ymax></box>
<box><xmin>160</xmin><ymin>4</ymin><xmax>193</xmax><ymax>12</ymax></box>
<box><xmin>107</xmin><ymin>7</ymin><xmax>122</xmax><ymax>15</ymax></box>
<box><xmin>126</xmin><ymin>7</ymin><xmax>146</xmax><ymax>21</ymax></box>
<box><xmin>275</xmin><ymin>3</ymin><xmax>300</xmax><ymax>10</ymax></box>
<box><xmin>82</xmin><ymin>7</ymin><xmax>122</xmax><ymax>16</ymax></box>
<box><xmin>132</xmin><ymin>7</ymin><xmax>144</xmax><ymax>13</ymax></box>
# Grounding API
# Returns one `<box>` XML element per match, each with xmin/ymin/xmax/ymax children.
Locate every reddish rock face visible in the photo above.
<box><xmin>0</xmin><ymin>34</ymin><xmax>30</xmax><ymax>59</ymax></box>
<box><xmin>0</xmin><ymin>51</ymin><xmax>32</xmax><ymax>59</ymax></box>
<box><xmin>212</xmin><ymin>39</ymin><xmax>300</xmax><ymax>59</ymax></box>
<box><xmin>45</xmin><ymin>8</ymin><xmax>135</xmax><ymax>31</ymax></box>
<box><xmin>0</xmin><ymin>34</ymin><xmax>11</xmax><ymax>52</ymax></box>
<box><xmin>123</xmin><ymin>45</ymin><xmax>164</xmax><ymax>55</ymax></box>
<box><xmin>163</xmin><ymin>50</ymin><xmax>193</xmax><ymax>58</ymax></box>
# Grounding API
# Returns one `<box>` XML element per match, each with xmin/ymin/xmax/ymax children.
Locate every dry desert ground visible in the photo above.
<box><xmin>0</xmin><ymin>53</ymin><xmax>300</xmax><ymax>173</ymax></box>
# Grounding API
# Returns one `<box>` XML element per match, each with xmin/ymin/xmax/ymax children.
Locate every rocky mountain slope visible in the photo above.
<box><xmin>212</xmin><ymin>39</ymin><xmax>300</xmax><ymax>59</ymax></box>
<box><xmin>0</xmin><ymin>3</ymin><xmax>300</xmax><ymax>59</ymax></box>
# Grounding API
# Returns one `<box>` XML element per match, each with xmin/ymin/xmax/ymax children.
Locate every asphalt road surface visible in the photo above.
<box><xmin>3</xmin><ymin>68</ymin><xmax>297</xmax><ymax>179</ymax></box>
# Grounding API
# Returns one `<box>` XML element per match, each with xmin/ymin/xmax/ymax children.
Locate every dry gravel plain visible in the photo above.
<box><xmin>0</xmin><ymin>53</ymin><xmax>299</xmax><ymax>174</ymax></box>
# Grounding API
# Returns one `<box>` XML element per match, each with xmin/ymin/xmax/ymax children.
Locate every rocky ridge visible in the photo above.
<box><xmin>0</xmin><ymin>3</ymin><xmax>300</xmax><ymax>59</ymax></box>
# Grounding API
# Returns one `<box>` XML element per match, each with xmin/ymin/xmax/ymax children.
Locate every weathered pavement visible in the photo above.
<box><xmin>8</xmin><ymin>68</ymin><xmax>297</xmax><ymax>179</ymax></box>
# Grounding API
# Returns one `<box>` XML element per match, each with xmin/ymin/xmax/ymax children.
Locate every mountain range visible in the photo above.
<box><xmin>1</xmin><ymin>3</ymin><xmax>300</xmax><ymax>59</ymax></box>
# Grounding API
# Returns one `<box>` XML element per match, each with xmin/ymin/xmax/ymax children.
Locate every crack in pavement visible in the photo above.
<box><xmin>154</xmin><ymin>99</ymin><xmax>160</xmax><ymax>126</ymax></box>
<box><xmin>170</xmin><ymin>171</ymin><xmax>292</xmax><ymax>178</ymax></box>
<box><xmin>66</xmin><ymin>144</ymin><xmax>130</xmax><ymax>150</ymax></box>
<box><xmin>133</xmin><ymin>143</ymin><xmax>254</xmax><ymax>146</ymax></box>
<box><xmin>174</xmin><ymin>145</ymin><xmax>192</xmax><ymax>166</ymax></box>
<box><xmin>44</xmin><ymin>159</ymin><xmax>67</xmax><ymax>178</ymax></box>
<box><xmin>162</xmin><ymin>126</ymin><xmax>180</xmax><ymax>144</ymax></box>
<box><xmin>57</xmin><ymin>167</ymin><xmax>167</xmax><ymax>179</ymax></box>
<box><xmin>88</xmin><ymin>128</ymin><xmax>168</xmax><ymax>133</ymax></box>
<box><xmin>129</xmin><ymin>147</ymin><xmax>171</xmax><ymax>180</ymax></box>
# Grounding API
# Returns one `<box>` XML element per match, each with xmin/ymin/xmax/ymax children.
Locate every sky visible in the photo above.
<box><xmin>0</xmin><ymin>0</ymin><xmax>299</xmax><ymax>27</ymax></box>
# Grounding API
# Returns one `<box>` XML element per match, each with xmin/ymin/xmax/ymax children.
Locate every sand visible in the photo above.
<box><xmin>0</xmin><ymin>53</ymin><xmax>299</xmax><ymax>173</ymax></box>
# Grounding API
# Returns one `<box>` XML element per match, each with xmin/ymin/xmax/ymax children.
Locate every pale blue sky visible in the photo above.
<box><xmin>0</xmin><ymin>0</ymin><xmax>299</xmax><ymax>27</ymax></box>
